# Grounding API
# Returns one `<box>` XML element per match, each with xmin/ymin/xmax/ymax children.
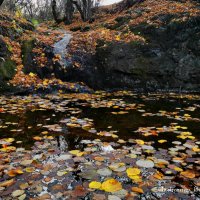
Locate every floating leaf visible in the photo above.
<box><xmin>153</xmin><ymin>171</ymin><xmax>164</xmax><ymax>180</ymax></box>
<box><xmin>136</xmin><ymin>159</ymin><xmax>154</xmax><ymax>168</ymax></box>
<box><xmin>126</xmin><ymin>168</ymin><xmax>141</xmax><ymax>178</ymax></box>
<box><xmin>57</xmin><ymin>170</ymin><xmax>68</xmax><ymax>176</ymax></box>
<box><xmin>174</xmin><ymin>167</ymin><xmax>183</xmax><ymax>172</ymax></box>
<box><xmin>33</xmin><ymin>136</ymin><xmax>42</xmax><ymax>141</ymax></box>
<box><xmin>97</xmin><ymin>168</ymin><xmax>112</xmax><ymax>176</ymax></box>
<box><xmin>7</xmin><ymin>169</ymin><xmax>23</xmax><ymax>177</ymax></box>
<box><xmin>0</xmin><ymin>179</ymin><xmax>15</xmax><ymax>187</ymax></box>
<box><xmin>20</xmin><ymin>160</ymin><xmax>33</xmax><ymax>166</ymax></box>
<box><xmin>12</xmin><ymin>190</ymin><xmax>24</xmax><ymax>197</ymax></box>
<box><xmin>132</xmin><ymin>187</ymin><xmax>144</xmax><ymax>194</ymax></box>
<box><xmin>4</xmin><ymin>138</ymin><xmax>15</xmax><ymax>143</ymax></box>
<box><xmin>158</xmin><ymin>140</ymin><xmax>167</xmax><ymax>144</ymax></box>
<box><xmin>94</xmin><ymin>156</ymin><xmax>105</xmax><ymax>162</ymax></box>
<box><xmin>102</xmin><ymin>179</ymin><xmax>122</xmax><ymax>192</ymax></box>
<box><xmin>89</xmin><ymin>181</ymin><xmax>102</xmax><ymax>189</ymax></box>
<box><xmin>135</xmin><ymin>140</ymin><xmax>145</xmax><ymax>145</ymax></box>
<box><xmin>25</xmin><ymin>167</ymin><xmax>35</xmax><ymax>173</ymax></box>
<box><xmin>109</xmin><ymin>163</ymin><xmax>126</xmax><ymax>172</ymax></box>
<box><xmin>180</xmin><ymin>170</ymin><xmax>195</xmax><ymax>179</ymax></box>
<box><xmin>0</xmin><ymin>146</ymin><xmax>16</xmax><ymax>152</ymax></box>
<box><xmin>69</xmin><ymin>150</ymin><xmax>80</xmax><ymax>155</ymax></box>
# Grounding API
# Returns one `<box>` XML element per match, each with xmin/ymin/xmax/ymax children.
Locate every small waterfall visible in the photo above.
<box><xmin>53</xmin><ymin>32</ymin><xmax>72</xmax><ymax>67</ymax></box>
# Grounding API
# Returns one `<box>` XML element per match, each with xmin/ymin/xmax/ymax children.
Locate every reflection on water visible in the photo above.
<box><xmin>0</xmin><ymin>93</ymin><xmax>200</xmax><ymax>150</ymax></box>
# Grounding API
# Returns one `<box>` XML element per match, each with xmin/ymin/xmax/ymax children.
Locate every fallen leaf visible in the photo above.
<box><xmin>89</xmin><ymin>181</ymin><xmax>102</xmax><ymax>189</ymax></box>
<box><xmin>102</xmin><ymin>179</ymin><xmax>122</xmax><ymax>192</ymax></box>
<box><xmin>132</xmin><ymin>187</ymin><xmax>144</xmax><ymax>194</ymax></box>
<box><xmin>180</xmin><ymin>170</ymin><xmax>195</xmax><ymax>178</ymax></box>
<box><xmin>136</xmin><ymin>159</ymin><xmax>154</xmax><ymax>168</ymax></box>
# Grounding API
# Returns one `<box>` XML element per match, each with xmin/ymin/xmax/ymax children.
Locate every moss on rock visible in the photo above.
<box><xmin>21</xmin><ymin>39</ymin><xmax>35</xmax><ymax>66</ymax></box>
<box><xmin>0</xmin><ymin>59</ymin><xmax>16</xmax><ymax>80</ymax></box>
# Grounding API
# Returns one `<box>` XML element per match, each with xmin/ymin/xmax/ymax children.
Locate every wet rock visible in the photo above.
<box><xmin>92</xmin><ymin>15</ymin><xmax>200</xmax><ymax>91</ymax></box>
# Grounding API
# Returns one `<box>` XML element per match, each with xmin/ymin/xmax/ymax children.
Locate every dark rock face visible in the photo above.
<box><xmin>93</xmin><ymin>15</ymin><xmax>200</xmax><ymax>91</ymax></box>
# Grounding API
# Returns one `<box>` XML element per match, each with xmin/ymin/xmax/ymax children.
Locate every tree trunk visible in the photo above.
<box><xmin>64</xmin><ymin>0</ymin><xmax>74</xmax><ymax>24</ymax></box>
<box><xmin>72</xmin><ymin>0</ymin><xmax>85</xmax><ymax>21</ymax></box>
<box><xmin>52</xmin><ymin>0</ymin><xmax>62</xmax><ymax>23</ymax></box>
<box><xmin>0</xmin><ymin>0</ymin><xmax>4</xmax><ymax>7</ymax></box>
<box><xmin>72</xmin><ymin>0</ymin><xmax>93</xmax><ymax>22</ymax></box>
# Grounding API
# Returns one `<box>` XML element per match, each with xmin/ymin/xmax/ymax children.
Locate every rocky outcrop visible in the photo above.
<box><xmin>0</xmin><ymin>13</ymin><xmax>34</xmax><ymax>93</ymax></box>
<box><xmin>49</xmin><ymin>7</ymin><xmax>200</xmax><ymax>92</ymax></box>
<box><xmin>94</xmin><ymin>15</ymin><xmax>200</xmax><ymax>91</ymax></box>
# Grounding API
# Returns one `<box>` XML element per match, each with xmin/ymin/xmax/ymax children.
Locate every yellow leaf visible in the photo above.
<box><xmin>101</xmin><ymin>179</ymin><xmax>122</xmax><ymax>192</ymax></box>
<box><xmin>69</xmin><ymin>150</ymin><xmax>81</xmax><ymax>156</ymax></box>
<box><xmin>174</xmin><ymin>167</ymin><xmax>183</xmax><ymax>172</ymax></box>
<box><xmin>0</xmin><ymin>146</ymin><xmax>16</xmax><ymax>152</ymax></box>
<box><xmin>29</xmin><ymin>72</ymin><xmax>35</xmax><ymax>77</ymax></box>
<box><xmin>126</xmin><ymin>168</ymin><xmax>141</xmax><ymax>179</ymax></box>
<box><xmin>187</xmin><ymin>136</ymin><xmax>195</xmax><ymax>139</ymax></box>
<box><xmin>115</xmin><ymin>35</ymin><xmax>121</xmax><ymax>41</ymax></box>
<box><xmin>33</xmin><ymin>136</ymin><xmax>42</xmax><ymax>141</ymax></box>
<box><xmin>132</xmin><ymin>187</ymin><xmax>144</xmax><ymax>194</ymax></box>
<box><xmin>135</xmin><ymin>140</ymin><xmax>144</xmax><ymax>145</ymax></box>
<box><xmin>41</xmin><ymin>131</ymin><xmax>48</xmax><ymax>135</ymax></box>
<box><xmin>192</xmin><ymin>147</ymin><xmax>200</xmax><ymax>152</ymax></box>
<box><xmin>158</xmin><ymin>140</ymin><xmax>167</xmax><ymax>144</ymax></box>
<box><xmin>89</xmin><ymin>181</ymin><xmax>102</xmax><ymax>189</ymax></box>
<box><xmin>180</xmin><ymin>170</ymin><xmax>195</xmax><ymax>179</ymax></box>
<box><xmin>177</xmin><ymin>135</ymin><xmax>187</xmax><ymax>139</ymax></box>
<box><xmin>153</xmin><ymin>171</ymin><xmax>164</xmax><ymax>180</ymax></box>
<box><xmin>25</xmin><ymin>167</ymin><xmax>35</xmax><ymax>173</ymax></box>
<box><xmin>46</xmin><ymin>136</ymin><xmax>54</xmax><ymax>140</ymax></box>
<box><xmin>131</xmin><ymin>175</ymin><xmax>142</xmax><ymax>182</ymax></box>
<box><xmin>7</xmin><ymin>169</ymin><xmax>23</xmax><ymax>177</ymax></box>
<box><xmin>76</xmin><ymin>152</ymin><xmax>85</xmax><ymax>157</ymax></box>
<box><xmin>0</xmin><ymin>179</ymin><xmax>15</xmax><ymax>187</ymax></box>
<box><xmin>4</xmin><ymin>138</ymin><xmax>15</xmax><ymax>143</ymax></box>
<box><xmin>94</xmin><ymin>156</ymin><xmax>105</xmax><ymax>162</ymax></box>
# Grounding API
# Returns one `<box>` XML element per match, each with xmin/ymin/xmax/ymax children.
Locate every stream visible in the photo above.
<box><xmin>53</xmin><ymin>32</ymin><xmax>72</xmax><ymax>67</ymax></box>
